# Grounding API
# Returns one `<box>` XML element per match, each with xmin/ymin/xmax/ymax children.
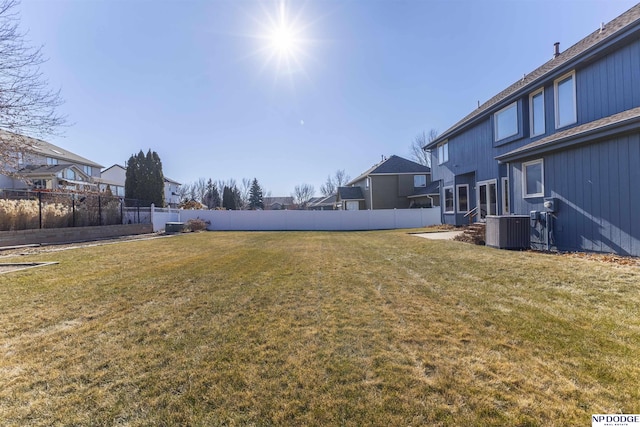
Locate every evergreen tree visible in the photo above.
<box><xmin>125</xmin><ymin>149</ymin><xmax>165</xmax><ymax>206</ymax></box>
<box><xmin>203</xmin><ymin>179</ymin><xmax>221</xmax><ymax>209</ymax></box>
<box><xmin>248</xmin><ymin>178</ymin><xmax>264</xmax><ymax>210</ymax></box>
<box><xmin>222</xmin><ymin>185</ymin><xmax>236</xmax><ymax>210</ymax></box>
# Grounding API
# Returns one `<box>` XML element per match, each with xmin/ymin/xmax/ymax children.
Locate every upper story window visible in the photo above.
<box><xmin>414</xmin><ymin>175</ymin><xmax>426</xmax><ymax>187</ymax></box>
<box><xmin>83</xmin><ymin>165</ymin><xmax>92</xmax><ymax>176</ymax></box>
<box><xmin>366</xmin><ymin>177</ymin><xmax>370</xmax><ymax>188</ymax></box>
<box><xmin>46</xmin><ymin>157</ymin><xmax>58</xmax><ymax>165</ymax></box>
<box><xmin>65</xmin><ymin>168</ymin><xmax>76</xmax><ymax>180</ymax></box>
<box><xmin>554</xmin><ymin>71</ymin><xmax>576</xmax><ymax>129</ymax></box>
<box><xmin>523</xmin><ymin>159</ymin><xmax>544</xmax><ymax>198</ymax></box>
<box><xmin>494</xmin><ymin>102</ymin><xmax>518</xmax><ymax>141</ymax></box>
<box><xmin>437</xmin><ymin>141</ymin><xmax>449</xmax><ymax>165</ymax></box>
<box><xmin>529</xmin><ymin>88</ymin><xmax>545</xmax><ymax>137</ymax></box>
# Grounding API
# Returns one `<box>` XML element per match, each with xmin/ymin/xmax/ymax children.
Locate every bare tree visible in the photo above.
<box><xmin>193</xmin><ymin>177</ymin><xmax>207</xmax><ymax>203</ymax></box>
<box><xmin>0</xmin><ymin>0</ymin><xmax>67</xmax><ymax>173</ymax></box>
<box><xmin>292</xmin><ymin>183</ymin><xmax>315</xmax><ymax>209</ymax></box>
<box><xmin>320</xmin><ymin>169</ymin><xmax>351</xmax><ymax>196</ymax></box>
<box><xmin>409</xmin><ymin>129</ymin><xmax>438</xmax><ymax>168</ymax></box>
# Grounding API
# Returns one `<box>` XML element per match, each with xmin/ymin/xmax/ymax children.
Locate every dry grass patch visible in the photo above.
<box><xmin>0</xmin><ymin>231</ymin><xmax>638</xmax><ymax>426</ymax></box>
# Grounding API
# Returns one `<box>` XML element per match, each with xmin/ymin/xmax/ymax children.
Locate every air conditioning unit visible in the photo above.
<box><xmin>485</xmin><ymin>215</ymin><xmax>530</xmax><ymax>250</ymax></box>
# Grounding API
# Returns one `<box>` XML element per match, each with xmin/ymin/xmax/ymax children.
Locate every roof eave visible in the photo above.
<box><xmin>497</xmin><ymin>116</ymin><xmax>640</xmax><ymax>162</ymax></box>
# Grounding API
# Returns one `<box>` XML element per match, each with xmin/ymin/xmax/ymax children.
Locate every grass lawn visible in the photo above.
<box><xmin>0</xmin><ymin>231</ymin><xmax>638</xmax><ymax>426</ymax></box>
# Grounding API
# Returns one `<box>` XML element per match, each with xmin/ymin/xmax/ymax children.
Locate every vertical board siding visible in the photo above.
<box><xmin>578</xmin><ymin>38</ymin><xmax>640</xmax><ymax>123</ymax></box>
<box><xmin>513</xmin><ymin>133</ymin><xmax>640</xmax><ymax>256</ymax></box>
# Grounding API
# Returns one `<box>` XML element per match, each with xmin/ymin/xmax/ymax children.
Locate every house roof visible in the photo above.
<box><xmin>1</xmin><ymin>130</ymin><xmax>104</xmax><ymax>168</ymax></box>
<box><xmin>349</xmin><ymin>155</ymin><xmax>430</xmax><ymax>185</ymax></box>
<box><xmin>309</xmin><ymin>194</ymin><xmax>337</xmax><ymax>207</ymax></box>
<box><xmin>337</xmin><ymin>186</ymin><xmax>365</xmax><ymax>200</ymax></box>
<box><xmin>497</xmin><ymin>106</ymin><xmax>640</xmax><ymax>162</ymax></box>
<box><xmin>17</xmin><ymin>164</ymin><xmax>70</xmax><ymax>176</ymax></box>
<box><xmin>101</xmin><ymin>164</ymin><xmax>126</xmax><ymax>174</ymax></box>
<box><xmin>164</xmin><ymin>176</ymin><xmax>181</xmax><ymax>185</ymax></box>
<box><xmin>427</xmin><ymin>3</ymin><xmax>640</xmax><ymax>149</ymax></box>
<box><xmin>263</xmin><ymin>197</ymin><xmax>294</xmax><ymax>206</ymax></box>
<box><xmin>407</xmin><ymin>181</ymin><xmax>440</xmax><ymax>198</ymax></box>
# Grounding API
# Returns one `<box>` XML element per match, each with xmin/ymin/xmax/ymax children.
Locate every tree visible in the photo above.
<box><xmin>222</xmin><ymin>185</ymin><xmax>240</xmax><ymax>210</ymax></box>
<box><xmin>125</xmin><ymin>149</ymin><xmax>165</xmax><ymax>206</ymax></box>
<box><xmin>409</xmin><ymin>129</ymin><xmax>438</xmax><ymax>167</ymax></box>
<box><xmin>203</xmin><ymin>179</ymin><xmax>221</xmax><ymax>209</ymax></box>
<box><xmin>320</xmin><ymin>169</ymin><xmax>351</xmax><ymax>197</ymax></box>
<box><xmin>248</xmin><ymin>178</ymin><xmax>264</xmax><ymax>210</ymax></box>
<box><xmin>292</xmin><ymin>184</ymin><xmax>315</xmax><ymax>209</ymax></box>
<box><xmin>0</xmin><ymin>0</ymin><xmax>66</xmax><ymax>173</ymax></box>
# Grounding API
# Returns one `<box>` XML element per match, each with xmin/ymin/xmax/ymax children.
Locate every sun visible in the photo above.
<box><xmin>256</xmin><ymin>0</ymin><xmax>310</xmax><ymax>77</ymax></box>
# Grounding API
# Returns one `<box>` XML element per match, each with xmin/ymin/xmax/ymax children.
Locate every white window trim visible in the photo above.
<box><xmin>529</xmin><ymin>88</ymin><xmax>545</xmax><ymax>137</ymax></box>
<box><xmin>444</xmin><ymin>186</ymin><xmax>454</xmax><ymax>213</ymax></box>
<box><xmin>456</xmin><ymin>184</ymin><xmax>469</xmax><ymax>213</ymax></box>
<box><xmin>554</xmin><ymin>70</ymin><xmax>577</xmax><ymax>129</ymax></box>
<box><xmin>414</xmin><ymin>174</ymin><xmax>427</xmax><ymax>188</ymax></box>
<box><xmin>501</xmin><ymin>177</ymin><xmax>509</xmax><ymax>215</ymax></box>
<box><xmin>494</xmin><ymin>101</ymin><xmax>518</xmax><ymax>142</ymax></box>
<box><xmin>522</xmin><ymin>159</ymin><xmax>544</xmax><ymax>198</ymax></box>
<box><xmin>437</xmin><ymin>141</ymin><xmax>449</xmax><ymax>165</ymax></box>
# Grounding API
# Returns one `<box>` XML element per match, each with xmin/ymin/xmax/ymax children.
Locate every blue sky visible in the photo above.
<box><xmin>19</xmin><ymin>0</ymin><xmax>638</xmax><ymax>196</ymax></box>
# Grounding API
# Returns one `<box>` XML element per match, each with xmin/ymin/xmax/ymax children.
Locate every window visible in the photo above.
<box><xmin>554</xmin><ymin>71</ymin><xmax>576</xmax><ymax>129</ymax></box>
<box><xmin>444</xmin><ymin>187</ymin><xmax>454</xmax><ymax>213</ymax></box>
<box><xmin>437</xmin><ymin>141</ymin><xmax>449</xmax><ymax>165</ymax></box>
<box><xmin>366</xmin><ymin>177</ymin><xmax>370</xmax><ymax>189</ymax></box>
<box><xmin>456</xmin><ymin>184</ymin><xmax>469</xmax><ymax>213</ymax></box>
<box><xmin>65</xmin><ymin>169</ymin><xmax>76</xmax><ymax>180</ymax></box>
<box><xmin>83</xmin><ymin>165</ymin><xmax>92</xmax><ymax>176</ymax></box>
<box><xmin>529</xmin><ymin>88</ymin><xmax>545</xmax><ymax>137</ymax></box>
<box><xmin>46</xmin><ymin>157</ymin><xmax>58</xmax><ymax>165</ymax></box>
<box><xmin>523</xmin><ymin>159</ymin><xmax>544</xmax><ymax>198</ymax></box>
<box><xmin>501</xmin><ymin>177</ymin><xmax>509</xmax><ymax>214</ymax></box>
<box><xmin>414</xmin><ymin>175</ymin><xmax>426</xmax><ymax>187</ymax></box>
<box><xmin>494</xmin><ymin>102</ymin><xmax>518</xmax><ymax>141</ymax></box>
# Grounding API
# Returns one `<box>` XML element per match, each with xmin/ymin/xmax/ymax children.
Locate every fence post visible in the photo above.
<box><xmin>38</xmin><ymin>191</ymin><xmax>42</xmax><ymax>229</ymax></box>
<box><xmin>150</xmin><ymin>203</ymin><xmax>155</xmax><ymax>231</ymax></box>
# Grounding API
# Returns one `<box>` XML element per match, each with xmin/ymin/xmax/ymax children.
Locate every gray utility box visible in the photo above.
<box><xmin>165</xmin><ymin>222</ymin><xmax>185</xmax><ymax>233</ymax></box>
<box><xmin>485</xmin><ymin>215</ymin><xmax>530</xmax><ymax>250</ymax></box>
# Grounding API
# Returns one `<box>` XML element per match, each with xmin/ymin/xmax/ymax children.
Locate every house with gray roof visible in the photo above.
<box><xmin>336</xmin><ymin>155</ymin><xmax>438</xmax><ymax>210</ymax></box>
<box><xmin>425</xmin><ymin>4</ymin><xmax>640</xmax><ymax>256</ymax></box>
<box><xmin>0</xmin><ymin>130</ymin><xmax>103</xmax><ymax>192</ymax></box>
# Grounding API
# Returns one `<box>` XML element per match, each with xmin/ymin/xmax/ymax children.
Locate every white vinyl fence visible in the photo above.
<box><xmin>151</xmin><ymin>206</ymin><xmax>440</xmax><ymax>232</ymax></box>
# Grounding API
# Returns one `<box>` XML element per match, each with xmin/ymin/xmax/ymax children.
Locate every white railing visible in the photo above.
<box><xmin>150</xmin><ymin>206</ymin><xmax>441</xmax><ymax>232</ymax></box>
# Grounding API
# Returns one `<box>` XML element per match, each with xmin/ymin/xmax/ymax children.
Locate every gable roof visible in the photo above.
<box><xmin>497</xmin><ymin>106</ymin><xmax>640</xmax><ymax>162</ymax></box>
<box><xmin>349</xmin><ymin>155</ymin><xmax>430</xmax><ymax>185</ymax></box>
<box><xmin>337</xmin><ymin>186</ymin><xmax>365</xmax><ymax>200</ymax></box>
<box><xmin>408</xmin><ymin>181</ymin><xmax>440</xmax><ymax>198</ymax></box>
<box><xmin>427</xmin><ymin>3</ymin><xmax>640</xmax><ymax>148</ymax></box>
<box><xmin>1</xmin><ymin>130</ymin><xmax>103</xmax><ymax>168</ymax></box>
<box><xmin>263</xmin><ymin>197</ymin><xmax>294</xmax><ymax>206</ymax></box>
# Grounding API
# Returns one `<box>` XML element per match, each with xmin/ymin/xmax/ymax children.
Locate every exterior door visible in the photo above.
<box><xmin>477</xmin><ymin>180</ymin><xmax>497</xmax><ymax>221</ymax></box>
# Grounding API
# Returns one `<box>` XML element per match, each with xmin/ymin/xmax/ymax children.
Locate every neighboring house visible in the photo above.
<box><xmin>163</xmin><ymin>177</ymin><xmax>182</xmax><ymax>208</ymax></box>
<box><xmin>263</xmin><ymin>196</ymin><xmax>294</xmax><ymax>210</ymax></box>
<box><xmin>99</xmin><ymin>163</ymin><xmax>181</xmax><ymax>207</ymax></box>
<box><xmin>0</xmin><ymin>131</ymin><xmax>103</xmax><ymax>192</ymax></box>
<box><xmin>98</xmin><ymin>164</ymin><xmax>126</xmax><ymax>197</ymax></box>
<box><xmin>425</xmin><ymin>4</ymin><xmax>640</xmax><ymax>256</ymax></box>
<box><xmin>336</xmin><ymin>155</ymin><xmax>438</xmax><ymax>210</ymax></box>
<box><xmin>308</xmin><ymin>194</ymin><xmax>337</xmax><ymax>210</ymax></box>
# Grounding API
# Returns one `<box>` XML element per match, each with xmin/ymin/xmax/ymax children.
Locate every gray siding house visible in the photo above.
<box><xmin>337</xmin><ymin>155</ymin><xmax>438</xmax><ymax>210</ymax></box>
<box><xmin>0</xmin><ymin>131</ymin><xmax>103</xmax><ymax>192</ymax></box>
<box><xmin>426</xmin><ymin>4</ymin><xmax>640</xmax><ymax>256</ymax></box>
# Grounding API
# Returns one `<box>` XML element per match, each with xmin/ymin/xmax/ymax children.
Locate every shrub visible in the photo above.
<box><xmin>185</xmin><ymin>218</ymin><xmax>210</xmax><ymax>232</ymax></box>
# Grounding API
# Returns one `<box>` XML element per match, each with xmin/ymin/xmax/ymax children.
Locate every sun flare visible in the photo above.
<box><xmin>256</xmin><ymin>0</ymin><xmax>310</xmax><ymax>77</ymax></box>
